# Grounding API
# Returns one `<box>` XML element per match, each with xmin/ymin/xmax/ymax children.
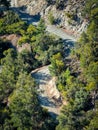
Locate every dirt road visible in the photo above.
<box><xmin>31</xmin><ymin>66</ymin><xmax>62</xmax><ymax>117</ymax></box>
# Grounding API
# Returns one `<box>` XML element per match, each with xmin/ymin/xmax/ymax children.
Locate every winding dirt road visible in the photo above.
<box><xmin>10</xmin><ymin>5</ymin><xmax>76</xmax><ymax>41</ymax></box>
<box><xmin>10</xmin><ymin>3</ymin><xmax>76</xmax><ymax>117</ymax></box>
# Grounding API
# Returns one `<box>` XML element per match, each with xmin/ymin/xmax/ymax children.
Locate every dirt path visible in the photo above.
<box><xmin>46</xmin><ymin>25</ymin><xmax>77</xmax><ymax>41</ymax></box>
<box><xmin>10</xmin><ymin>6</ymin><xmax>76</xmax><ymax>41</ymax></box>
<box><xmin>10</xmin><ymin>4</ymin><xmax>74</xmax><ymax>117</ymax></box>
<box><xmin>31</xmin><ymin>66</ymin><xmax>63</xmax><ymax>117</ymax></box>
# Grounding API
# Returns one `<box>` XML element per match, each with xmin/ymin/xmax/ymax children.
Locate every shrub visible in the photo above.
<box><xmin>48</xmin><ymin>12</ymin><xmax>55</xmax><ymax>25</ymax></box>
<box><xmin>65</xmin><ymin>12</ymin><xmax>75</xmax><ymax>20</ymax></box>
<box><xmin>18</xmin><ymin>36</ymin><xmax>30</xmax><ymax>46</ymax></box>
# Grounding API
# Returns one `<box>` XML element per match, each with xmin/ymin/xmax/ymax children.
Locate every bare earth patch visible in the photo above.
<box><xmin>0</xmin><ymin>34</ymin><xmax>31</xmax><ymax>52</ymax></box>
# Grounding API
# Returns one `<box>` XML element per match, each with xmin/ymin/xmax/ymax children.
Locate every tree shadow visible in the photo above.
<box><xmin>63</xmin><ymin>39</ymin><xmax>75</xmax><ymax>47</ymax></box>
<box><xmin>10</xmin><ymin>6</ymin><xmax>41</xmax><ymax>25</ymax></box>
<box><xmin>58</xmin><ymin>38</ymin><xmax>76</xmax><ymax>56</ymax></box>
<box><xmin>32</xmin><ymin>71</ymin><xmax>51</xmax><ymax>81</ymax></box>
<box><xmin>38</xmin><ymin>95</ymin><xmax>56</xmax><ymax>107</ymax></box>
<box><xmin>54</xmin><ymin>18</ymin><xmax>61</xmax><ymax>25</ymax></box>
<box><xmin>38</xmin><ymin>95</ymin><xmax>61</xmax><ymax>118</ymax></box>
<box><xmin>49</xmin><ymin>112</ymin><xmax>58</xmax><ymax>119</ymax></box>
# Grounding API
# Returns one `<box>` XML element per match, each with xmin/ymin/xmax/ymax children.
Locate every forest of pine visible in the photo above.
<box><xmin>0</xmin><ymin>0</ymin><xmax>98</xmax><ymax>130</ymax></box>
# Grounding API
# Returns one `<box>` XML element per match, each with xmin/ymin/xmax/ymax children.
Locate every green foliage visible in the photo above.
<box><xmin>3</xmin><ymin>11</ymin><xmax>20</xmax><ymax>25</ymax></box>
<box><xmin>31</xmin><ymin>33</ymin><xmax>64</xmax><ymax>66</ymax></box>
<box><xmin>56</xmin><ymin>16</ymin><xmax>98</xmax><ymax>127</ymax></box>
<box><xmin>0</xmin><ymin>39</ymin><xmax>10</xmax><ymax>60</ymax></box>
<box><xmin>18</xmin><ymin>24</ymin><xmax>38</xmax><ymax>46</ymax></box>
<box><xmin>56</xmin><ymin>1</ymin><xmax>98</xmax><ymax>130</ymax></box>
<box><xmin>37</xmin><ymin>18</ymin><xmax>46</xmax><ymax>34</ymax></box>
<box><xmin>56</xmin><ymin>77</ymin><xmax>92</xmax><ymax>130</ymax></box>
<box><xmin>86</xmin><ymin>62</ymin><xmax>98</xmax><ymax>89</ymax></box>
<box><xmin>18</xmin><ymin>36</ymin><xmax>30</xmax><ymax>46</ymax></box>
<box><xmin>17</xmin><ymin>50</ymin><xmax>38</xmax><ymax>72</ymax></box>
<box><xmin>27</xmin><ymin>24</ymin><xmax>37</xmax><ymax>36</ymax></box>
<box><xmin>84</xmin><ymin>0</ymin><xmax>98</xmax><ymax>21</ymax></box>
<box><xmin>5</xmin><ymin>21</ymin><xmax>26</xmax><ymax>34</ymax></box>
<box><xmin>56</xmin><ymin>105</ymin><xmax>93</xmax><ymax>130</ymax></box>
<box><xmin>49</xmin><ymin>52</ymin><xmax>65</xmax><ymax>76</ymax></box>
<box><xmin>75</xmin><ymin>12</ymin><xmax>98</xmax><ymax>92</ymax></box>
<box><xmin>0</xmin><ymin>1</ymin><xmax>97</xmax><ymax>129</ymax></box>
<box><xmin>0</xmin><ymin>48</ymin><xmax>56</xmax><ymax>129</ymax></box>
<box><xmin>0</xmin><ymin>11</ymin><xmax>27</xmax><ymax>35</ymax></box>
<box><xmin>9</xmin><ymin>72</ymin><xmax>43</xmax><ymax>129</ymax></box>
<box><xmin>48</xmin><ymin>12</ymin><xmax>55</xmax><ymax>25</ymax></box>
<box><xmin>86</xmin><ymin>101</ymin><xmax>98</xmax><ymax>130</ymax></box>
<box><xmin>57</xmin><ymin>68</ymin><xmax>70</xmax><ymax>96</ymax></box>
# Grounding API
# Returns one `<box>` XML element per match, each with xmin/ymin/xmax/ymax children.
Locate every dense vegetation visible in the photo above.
<box><xmin>0</xmin><ymin>1</ymin><xmax>61</xmax><ymax>130</ymax></box>
<box><xmin>54</xmin><ymin>0</ymin><xmax>98</xmax><ymax>129</ymax></box>
<box><xmin>0</xmin><ymin>0</ymin><xmax>98</xmax><ymax>130</ymax></box>
<box><xmin>0</xmin><ymin>48</ymin><xmax>58</xmax><ymax>129</ymax></box>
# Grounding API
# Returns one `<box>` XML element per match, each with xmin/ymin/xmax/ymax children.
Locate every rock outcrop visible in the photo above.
<box><xmin>11</xmin><ymin>0</ymin><xmax>88</xmax><ymax>36</ymax></box>
<box><xmin>31</xmin><ymin>65</ymin><xmax>62</xmax><ymax>117</ymax></box>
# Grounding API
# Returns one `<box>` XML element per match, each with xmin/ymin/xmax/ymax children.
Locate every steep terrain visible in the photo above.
<box><xmin>11</xmin><ymin>0</ymin><xmax>88</xmax><ymax>36</ymax></box>
<box><xmin>0</xmin><ymin>0</ymin><xmax>98</xmax><ymax>129</ymax></box>
<box><xmin>10</xmin><ymin>0</ymin><xmax>76</xmax><ymax>117</ymax></box>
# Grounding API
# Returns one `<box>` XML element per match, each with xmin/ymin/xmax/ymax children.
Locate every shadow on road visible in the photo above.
<box><xmin>58</xmin><ymin>38</ymin><xmax>75</xmax><ymax>57</ymax></box>
<box><xmin>32</xmin><ymin>71</ymin><xmax>51</xmax><ymax>81</ymax></box>
<box><xmin>63</xmin><ymin>39</ymin><xmax>75</xmax><ymax>47</ymax></box>
<box><xmin>38</xmin><ymin>95</ymin><xmax>56</xmax><ymax>107</ymax></box>
<box><xmin>11</xmin><ymin>6</ymin><xmax>40</xmax><ymax>24</ymax></box>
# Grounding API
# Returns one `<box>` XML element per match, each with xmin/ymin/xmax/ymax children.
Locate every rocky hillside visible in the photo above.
<box><xmin>11</xmin><ymin>0</ymin><xmax>88</xmax><ymax>36</ymax></box>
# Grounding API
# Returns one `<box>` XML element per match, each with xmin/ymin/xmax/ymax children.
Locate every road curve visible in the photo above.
<box><xmin>46</xmin><ymin>25</ymin><xmax>76</xmax><ymax>42</ymax></box>
<box><xmin>31</xmin><ymin>66</ymin><xmax>62</xmax><ymax>118</ymax></box>
<box><xmin>11</xmin><ymin>7</ymin><xmax>75</xmax><ymax>117</ymax></box>
<box><xmin>11</xmin><ymin>7</ymin><xmax>76</xmax><ymax>42</ymax></box>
